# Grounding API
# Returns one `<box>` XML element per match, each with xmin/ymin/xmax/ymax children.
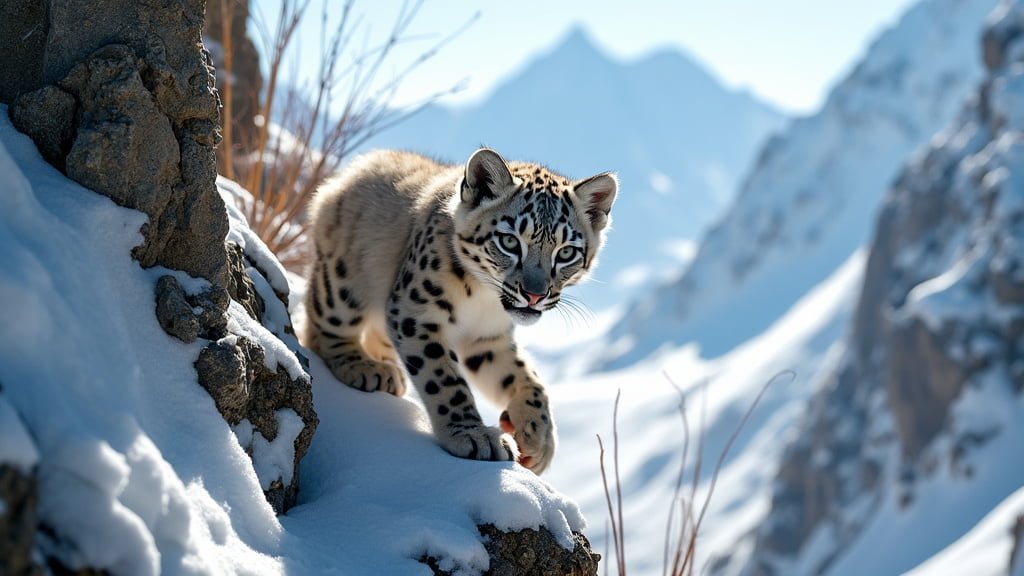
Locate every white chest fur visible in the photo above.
<box><xmin>445</xmin><ymin>273</ymin><xmax>513</xmax><ymax>348</ymax></box>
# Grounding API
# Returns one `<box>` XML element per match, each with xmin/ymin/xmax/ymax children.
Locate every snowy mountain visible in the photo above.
<box><xmin>366</xmin><ymin>27</ymin><xmax>786</xmax><ymax>310</ymax></box>
<box><xmin>599</xmin><ymin>0</ymin><xmax>999</xmax><ymax>367</ymax></box>
<box><xmin>742</xmin><ymin>1</ymin><xmax>1024</xmax><ymax>571</ymax></box>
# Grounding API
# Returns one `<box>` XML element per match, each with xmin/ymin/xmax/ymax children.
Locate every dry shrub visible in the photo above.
<box><xmin>211</xmin><ymin>0</ymin><xmax>475</xmax><ymax>269</ymax></box>
<box><xmin>598</xmin><ymin>371</ymin><xmax>795</xmax><ymax>576</ymax></box>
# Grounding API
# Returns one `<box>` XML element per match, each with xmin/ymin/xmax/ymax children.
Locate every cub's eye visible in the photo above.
<box><xmin>498</xmin><ymin>233</ymin><xmax>520</xmax><ymax>253</ymax></box>
<box><xmin>556</xmin><ymin>246</ymin><xmax>580</xmax><ymax>263</ymax></box>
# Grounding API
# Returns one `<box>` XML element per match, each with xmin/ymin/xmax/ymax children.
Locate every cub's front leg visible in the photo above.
<box><xmin>387</xmin><ymin>294</ymin><xmax>518</xmax><ymax>464</ymax></box>
<box><xmin>459</xmin><ymin>335</ymin><xmax>556</xmax><ymax>474</ymax></box>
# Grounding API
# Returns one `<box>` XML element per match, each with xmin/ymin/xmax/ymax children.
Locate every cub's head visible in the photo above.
<box><xmin>453</xmin><ymin>148</ymin><xmax>617</xmax><ymax>326</ymax></box>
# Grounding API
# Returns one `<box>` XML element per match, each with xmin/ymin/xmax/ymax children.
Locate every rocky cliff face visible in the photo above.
<box><xmin>600</xmin><ymin>0</ymin><xmax>998</xmax><ymax>367</ymax></box>
<box><xmin>5</xmin><ymin>0</ymin><xmax>226</xmax><ymax>284</ymax></box>
<box><xmin>0</xmin><ymin>0</ymin><xmax>317</xmax><ymax>566</ymax></box>
<box><xmin>746</xmin><ymin>1</ymin><xmax>1024</xmax><ymax>572</ymax></box>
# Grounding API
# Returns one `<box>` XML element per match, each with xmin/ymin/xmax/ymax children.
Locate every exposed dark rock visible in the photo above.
<box><xmin>747</xmin><ymin>4</ymin><xmax>1024</xmax><ymax>571</ymax></box>
<box><xmin>195</xmin><ymin>332</ymin><xmax>316</xmax><ymax>513</ymax></box>
<box><xmin>155</xmin><ymin>275</ymin><xmax>202</xmax><ymax>343</ymax></box>
<box><xmin>7</xmin><ymin>0</ymin><xmax>227</xmax><ymax>285</ymax></box>
<box><xmin>155</xmin><ymin>275</ymin><xmax>229</xmax><ymax>343</ymax></box>
<box><xmin>886</xmin><ymin>318</ymin><xmax>966</xmax><ymax>459</ymax></box>
<box><xmin>226</xmin><ymin>242</ymin><xmax>264</xmax><ymax>321</ymax></box>
<box><xmin>0</xmin><ymin>0</ymin><xmax>47</xmax><ymax>104</ymax></box>
<box><xmin>45</xmin><ymin>558</ymin><xmax>107</xmax><ymax>576</ymax></box>
<box><xmin>193</xmin><ymin>285</ymin><xmax>230</xmax><ymax>339</ymax></box>
<box><xmin>1</xmin><ymin>0</ymin><xmax>318</xmax><ymax>542</ymax></box>
<box><xmin>9</xmin><ymin>85</ymin><xmax>76</xmax><ymax>168</ymax></box>
<box><xmin>423</xmin><ymin>526</ymin><xmax>599</xmax><ymax>576</ymax></box>
<box><xmin>196</xmin><ymin>339</ymin><xmax>250</xmax><ymax>423</ymax></box>
<box><xmin>0</xmin><ymin>465</ymin><xmax>39</xmax><ymax>576</ymax></box>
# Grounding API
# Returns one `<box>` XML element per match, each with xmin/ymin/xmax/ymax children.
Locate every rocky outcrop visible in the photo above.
<box><xmin>5</xmin><ymin>0</ymin><xmax>226</xmax><ymax>285</ymax></box>
<box><xmin>747</xmin><ymin>2</ymin><xmax>1024</xmax><ymax>573</ymax></box>
<box><xmin>1</xmin><ymin>0</ymin><xmax>317</xmax><ymax>518</ymax></box>
<box><xmin>598</xmin><ymin>0</ymin><xmax>994</xmax><ymax>368</ymax></box>
<box><xmin>0</xmin><ymin>386</ymin><xmax>39</xmax><ymax>576</ymax></box>
<box><xmin>194</xmin><ymin>237</ymin><xmax>317</xmax><ymax>513</ymax></box>
<box><xmin>424</xmin><ymin>526</ymin><xmax>600</xmax><ymax>576</ymax></box>
<box><xmin>0</xmin><ymin>0</ymin><xmax>46</xmax><ymax>105</ymax></box>
<box><xmin>0</xmin><ymin>465</ymin><xmax>38</xmax><ymax>576</ymax></box>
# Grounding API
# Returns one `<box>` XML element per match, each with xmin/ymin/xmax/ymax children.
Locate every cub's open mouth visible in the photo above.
<box><xmin>502</xmin><ymin>300</ymin><xmax>543</xmax><ymax>325</ymax></box>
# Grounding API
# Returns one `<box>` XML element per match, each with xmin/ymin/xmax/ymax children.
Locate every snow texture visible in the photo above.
<box><xmin>219</xmin><ymin>175</ymin><xmax>291</xmax><ymax>297</ymax></box>
<box><xmin>740</xmin><ymin>1</ymin><xmax>1024</xmax><ymax>573</ymax></box>
<box><xmin>0</xmin><ymin>394</ymin><xmax>38</xmax><ymax>473</ymax></box>
<box><xmin>233</xmin><ymin>409</ymin><xmax>304</xmax><ymax>490</ymax></box>
<box><xmin>544</xmin><ymin>252</ymin><xmax>865</xmax><ymax>575</ymax></box>
<box><xmin>602</xmin><ymin>0</ymin><xmax>999</xmax><ymax>366</ymax></box>
<box><xmin>0</xmin><ymin>107</ymin><xmax>584</xmax><ymax>575</ymax></box>
<box><xmin>224</xmin><ymin>299</ymin><xmax>305</xmax><ymax>381</ymax></box>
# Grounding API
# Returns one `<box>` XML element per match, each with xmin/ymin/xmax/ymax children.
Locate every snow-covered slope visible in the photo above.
<box><xmin>742</xmin><ymin>1</ymin><xmax>1024</xmax><ymax>572</ymax></box>
<box><xmin>907</xmin><ymin>486</ymin><xmax>1024</xmax><ymax>576</ymax></box>
<box><xmin>0</xmin><ymin>109</ymin><xmax>585</xmax><ymax>575</ymax></box>
<box><xmin>544</xmin><ymin>252</ymin><xmax>865</xmax><ymax>575</ymax></box>
<box><xmin>601</xmin><ymin>0</ymin><xmax>999</xmax><ymax>366</ymax></box>
<box><xmin>367</xmin><ymin>27</ymin><xmax>786</xmax><ymax>311</ymax></box>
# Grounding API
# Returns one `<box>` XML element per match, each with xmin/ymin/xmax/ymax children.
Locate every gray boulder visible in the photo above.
<box><xmin>424</xmin><ymin>525</ymin><xmax>600</xmax><ymax>576</ymax></box>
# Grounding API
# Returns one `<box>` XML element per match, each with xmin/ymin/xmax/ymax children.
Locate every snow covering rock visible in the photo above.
<box><xmin>601</xmin><ymin>0</ymin><xmax>1000</xmax><ymax>367</ymax></box>
<box><xmin>0</xmin><ymin>0</ymin><xmax>319</xmax><ymax>516</ymax></box>
<box><xmin>3</xmin><ymin>0</ymin><xmax>227</xmax><ymax>285</ymax></box>
<box><xmin>744</xmin><ymin>2</ymin><xmax>1024</xmax><ymax>573</ymax></box>
<box><xmin>424</xmin><ymin>525</ymin><xmax>599</xmax><ymax>576</ymax></box>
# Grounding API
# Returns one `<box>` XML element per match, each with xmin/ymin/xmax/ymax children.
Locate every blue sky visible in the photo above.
<box><xmin>253</xmin><ymin>0</ymin><xmax>919</xmax><ymax>115</ymax></box>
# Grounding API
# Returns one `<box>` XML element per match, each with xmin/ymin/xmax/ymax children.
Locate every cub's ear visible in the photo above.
<box><xmin>574</xmin><ymin>172</ymin><xmax>618</xmax><ymax>232</ymax></box>
<box><xmin>461</xmin><ymin>148</ymin><xmax>514</xmax><ymax>207</ymax></box>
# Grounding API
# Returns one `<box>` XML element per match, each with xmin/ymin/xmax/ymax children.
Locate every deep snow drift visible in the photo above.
<box><xmin>0</xmin><ymin>108</ymin><xmax>583</xmax><ymax>575</ymax></box>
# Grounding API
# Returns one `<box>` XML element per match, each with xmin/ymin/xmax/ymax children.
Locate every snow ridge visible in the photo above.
<box><xmin>744</xmin><ymin>1</ymin><xmax>1024</xmax><ymax>571</ymax></box>
<box><xmin>601</xmin><ymin>0</ymin><xmax>999</xmax><ymax>367</ymax></box>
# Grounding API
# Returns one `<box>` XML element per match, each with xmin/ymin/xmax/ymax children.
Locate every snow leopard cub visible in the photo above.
<box><xmin>303</xmin><ymin>148</ymin><xmax>617</xmax><ymax>474</ymax></box>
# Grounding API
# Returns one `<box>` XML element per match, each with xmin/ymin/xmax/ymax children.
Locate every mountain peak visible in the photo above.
<box><xmin>544</xmin><ymin>25</ymin><xmax>607</xmax><ymax>63</ymax></box>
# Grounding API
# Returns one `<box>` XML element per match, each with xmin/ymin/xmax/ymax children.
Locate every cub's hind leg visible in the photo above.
<box><xmin>306</xmin><ymin>258</ymin><xmax>404</xmax><ymax>396</ymax></box>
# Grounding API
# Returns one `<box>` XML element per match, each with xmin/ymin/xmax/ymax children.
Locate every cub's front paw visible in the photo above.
<box><xmin>439</xmin><ymin>424</ymin><xmax>519</xmax><ymax>463</ymax></box>
<box><xmin>328</xmin><ymin>359</ymin><xmax>406</xmax><ymax>396</ymax></box>
<box><xmin>501</xmin><ymin>388</ymin><xmax>556</xmax><ymax>474</ymax></box>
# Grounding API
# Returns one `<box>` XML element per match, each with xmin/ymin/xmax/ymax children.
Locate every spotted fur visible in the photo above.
<box><xmin>302</xmin><ymin>148</ymin><xmax>617</xmax><ymax>474</ymax></box>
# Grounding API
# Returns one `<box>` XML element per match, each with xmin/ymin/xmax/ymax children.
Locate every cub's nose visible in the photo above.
<box><xmin>519</xmin><ymin>285</ymin><xmax>547</xmax><ymax>307</ymax></box>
